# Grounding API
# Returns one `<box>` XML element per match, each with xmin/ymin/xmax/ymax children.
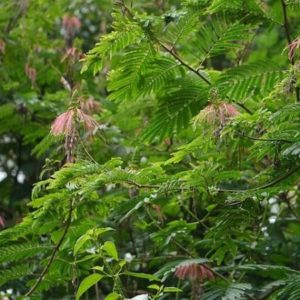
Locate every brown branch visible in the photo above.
<box><xmin>280</xmin><ymin>0</ymin><xmax>300</xmax><ymax>102</ymax></box>
<box><xmin>157</xmin><ymin>41</ymin><xmax>253</xmax><ymax>114</ymax></box>
<box><xmin>235</xmin><ymin>102</ymin><xmax>253</xmax><ymax>114</ymax></box>
<box><xmin>24</xmin><ymin>200</ymin><xmax>74</xmax><ymax>297</ymax></box>
<box><xmin>280</xmin><ymin>0</ymin><xmax>293</xmax><ymax>54</ymax></box>
<box><xmin>158</xmin><ymin>41</ymin><xmax>212</xmax><ymax>85</ymax></box>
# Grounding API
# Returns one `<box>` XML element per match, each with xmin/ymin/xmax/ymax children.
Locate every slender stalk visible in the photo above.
<box><xmin>280</xmin><ymin>0</ymin><xmax>293</xmax><ymax>53</ymax></box>
<box><xmin>126</xmin><ymin>165</ymin><xmax>300</xmax><ymax>195</ymax></box>
<box><xmin>25</xmin><ymin>200</ymin><xmax>74</xmax><ymax>297</ymax></box>
<box><xmin>238</xmin><ymin>132</ymin><xmax>294</xmax><ymax>144</ymax></box>
<box><xmin>93</xmin><ymin>269</ymin><xmax>101</xmax><ymax>300</ymax></box>
<box><xmin>280</xmin><ymin>0</ymin><xmax>300</xmax><ymax>102</ymax></box>
<box><xmin>218</xmin><ymin>166</ymin><xmax>300</xmax><ymax>193</ymax></box>
<box><xmin>158</xmin><ymin>41</ymin><xmax>212</xmax><ymax>85</ymax></box>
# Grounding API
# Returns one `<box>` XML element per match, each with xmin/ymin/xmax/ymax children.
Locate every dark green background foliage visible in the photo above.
<box><xmin>1</xmin><ymin>0</ymin><xmax>300</xmax><ymax>299</ymax></box>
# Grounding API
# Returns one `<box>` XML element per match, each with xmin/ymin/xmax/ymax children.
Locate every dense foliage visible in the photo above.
<box><xmin>1</xmin><ymin>0</ymin><xmax>300</xmax><ymax>299</ymax></box>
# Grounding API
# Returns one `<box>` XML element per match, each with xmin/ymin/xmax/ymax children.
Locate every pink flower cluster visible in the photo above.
<box><xmin>288</xmin><ymin>37</ymin><xmax>300</xmax><ymax>62</ymax></box>
<box><xmin>50</xmin><ymin>107</ymin><xmax>99</xmax><ymax>163</ymax></box>
<box><xmin>196</xmin><ymin>102</ymin><xmax>239</xmax><ymax>126</ymax></box>
<box><xmin>50</xmin><ymin>108</ymin><xmax>98</xmax><ymax>136</ymax></box>
<box><xmin>25</xmin><ymin>63</ymin><xmax>37</xmax><ymax>85</ymax></box>
<box><xmin>174</xmin><ymin>262</ymin><xmax>214</xmax><ymax>282</ymax></box>
<box><xmin>80</xmin><ymin>98</ymin><xmax>102</xmax><ymax>115</ymax></box>
<box><xmin>62</xmin><ymin>15</ymin><xmax>81</xmax><ymax>37</ymax></box>
<box><xmin>0</xmin><ymin>39</ymin><xmax>5</xmax><ymax>54</ymax></box>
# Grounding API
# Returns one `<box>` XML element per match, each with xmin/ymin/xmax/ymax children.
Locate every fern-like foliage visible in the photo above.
<box><xmin>277</xmin><ymin>275</ymin><xmax>300</xmax><ymax>300</ymax></box>
<box><xmin>82</xmin><ymin>11</ymin><xmax>145</xmax><ymax>75</ymax></box>
<box><xmin>141</xmin><ymin>78</ymin><xmax>209</xmax><ymax>141</ymax></box>
<box><xmin>161</xmin><ymin>10</ymin><xmax>200</xmax><ymax>47</ymax></box>
<box><xmin>285</xmin><ymin>0</ymin><xmax>300</xmax><ymax>5</ymax></box>
<box><xmin>208</xmin><ymin>0</ymin><xmax>266</xmax><ymax>16</ymax></box>
<box><xmin>0</xmin><ymin>242</ymin><xmax>50</xmax><ymax>264</ymax></box>
<box><xmin>107</xmin><ymin>45</ymin><xmax>155</xmax><ymax>101</ymax></box>
<box><xmin>202</xmin><ymin>282</ymin><xmax>253</xmax><ymax>300</ymax></box>
<box><xmin>194</xmin><ymin>17</ymin><xmax>253</xmax><ymax>64</ymax></box>
<box><xmin>0</xmin><ymin>264</ymin><xmax>33</xmax><ymax>286</ymax></box>
<box><xmin>216</xmin><ymin>61</ymin><xmax>285</xmax><ymax>101</ymax></box>
<box><xmin>107</xmin><ymin>51</ymin><xmax>184</xmax><ymax>101</ymax></box>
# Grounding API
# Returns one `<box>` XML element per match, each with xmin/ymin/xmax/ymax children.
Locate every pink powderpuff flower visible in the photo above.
<box><xmin>76</xmin><ymin>108</ymin><xmax>99</xmax><ymax>133</ymax></box>
<box><xmin>0</xmin><ymin>215</ymin><xmax>5</xmax><ymax>228</ymax></box>
<box><xmin>0</xmin><ymin>39</ymin><xmax>5</xmax><ymax>54</ymax></box>
<box><xmin>50</xmin><ymin>108</ymin><xmax>98</xmax><ymax>137</ymax></box>
<box><xmin>174</xmin><ymin>262</ymin><xmax>214</xmax><ymax>282</ymax></box>
<box><xmin>80</xmin><ymin>98</ymin><xmax>102</xmax><ymax>115</ymax></box>
<box><xmin>62</xmin><ymin>15</ymin><xmax>81</xmax><ymax>37</ymax></box>
<box><xmin>195</xmin><ymin>102</ymin><xmax>239</xmax><ymax>126</ymax></box>
<box><xmin>25</xmin><ymin>63</ymin><xmax>37</xmax><ymax>85</ymax></box>
<box><xmin>62</xmin><ymin>47</ymin><xmax>84</xmax><ymax>63</ymax></box>
<box><xmin>288</xmin><ymin>37</ymin><xmax>300</xmax><ymax>62</ymax></box>
<box><xmin>50</xmin><ymin>110</ymin><xmax>75</xmax><ymax>136</ymax></box>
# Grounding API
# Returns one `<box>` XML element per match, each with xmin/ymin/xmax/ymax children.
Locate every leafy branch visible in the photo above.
<box><xmin>24</xmin><ymin>199</ymin><xmax>74</xmax><ymax>297</ymax></box>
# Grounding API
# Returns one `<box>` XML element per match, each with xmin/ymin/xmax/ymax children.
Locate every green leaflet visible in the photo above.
<box><xmin>76</xmin><ymin>273</ymin><xmax>104</xmax><ymax>300</ymax></box>
<box><xmin>141</xmin><ymin>78</ymin><xmax>209</xmax><ymax>141</ymax></box>
<box><xmin>216</xmin><ymin>61</ymin><xmax>285</xmax><ymax>100</ymax></box>
<box><xmin>82</xmin><ymin>12</ymin><xmax>144</xmax><ymax>75</ymax></box>
<box><xmin>0</xmin><ymin>242</ymin><xmax>50</xmax><ymax>264</ymax></box>
<box><xmin>0</xmin><ymin>264</ymin><xmax>33</xmax><ymax>287</ymax></box>
<box><xmin>202</xmin><ymin>283</ymin><xmax>253</xmax><ymax>300</ymax></box>
<box><xmin>194</xmin><ymin>17</ymin><xmax>254</xmax><ymax>63</ymax></box>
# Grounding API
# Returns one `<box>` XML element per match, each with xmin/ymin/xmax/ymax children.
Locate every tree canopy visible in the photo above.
<box><xmin>1</xmin><ymin>0</ymin><xmax>300</xmax><ymax>299</ymax></box>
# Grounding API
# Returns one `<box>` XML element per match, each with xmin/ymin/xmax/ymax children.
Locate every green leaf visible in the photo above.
<box><xmin>74</xmin><ymin>228</ymin><xmax>114</xmax><ymax>255</ymax></box>
<box><xmin>141</xmin><ymin>78</ymin><xmax>209</xmax><ymax>141</ymax></box>
<box><xmin>76</xmin><ymin>274</ymin><xmax>104</xmax><ymax>300</ymax></box>
<box><xmin>92</xmin><ymin>266</ymin><xmax>105</xmax><ymax>272</ymax></box>
<box><xmin>148</xmin><ymin>284</ymin><xmax>160</xmax><ymax>290</ymax></box>
<box><xmin>104</xmin><ymin>292</ymin><xmax>120</xmax><ymax>300</ymax></box>
<box><xmin>163</xmin><ymin>287</ymin><xmax>182</xmax><ymax>293</ymax></box>
<box><xmin>195</xmin><ymin>16</ymin><xmax>253</xmax><ymax>63</ymax></box>
<box><xmin>216</xmin><ymin>61</ymin><xmax>285</xmax><ymax>100</ymax></box>
<box><xmin>74</xmin><ymin>234</ymin><xmax>92</xmax><ymax>256</ymax></box>
<box><xmin>102</xmin><ymin>241</ymin><xmax>118</xmax><ymax>260</ymax></box>
<box><xmin>123</xmin><ymin>271</ymin><xmax>160</xmax><ymax>281</ymax></box>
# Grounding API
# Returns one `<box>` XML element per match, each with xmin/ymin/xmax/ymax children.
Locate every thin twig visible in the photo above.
<box><xmin>238</xmin><ymin>132</ymin><xmax>294</xmax><ymax>144</ymax></box>
<box><xmin>235</xmin><ymin>102</ymin><xmax>253</xmax><ymax>114</ymax></box>
<box><xmin>157</xmin><ymin>40</ymin><xmax>253</xmax><ymax>114</ymax></box>
<box><xmin>24</xmin><ymin>200</ymin><xmax>74</xmax><ymax>297</ymax></box>
<box><xmin>218</xmin><ymin>166</ymin><xmax>300</xmax><ymax>193</ymax></box>
<box><xmin>280</xmin><ymin>0</ymin><xmax>293</xmax><ymax>55</ymax></box>
<box><xmin>125</xmin><ymin>180</ymin><xmax>160</xmax><ymax>189</ymax></box>
<box><xmin>158</xmin><ymin>41</ymin><xmax>212</xmax><ymax>85</ymax></box>
<box><xmin>126</xmin><ymin>166</ymin><xmax>300</xmax><ymax>195</ymax></box>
